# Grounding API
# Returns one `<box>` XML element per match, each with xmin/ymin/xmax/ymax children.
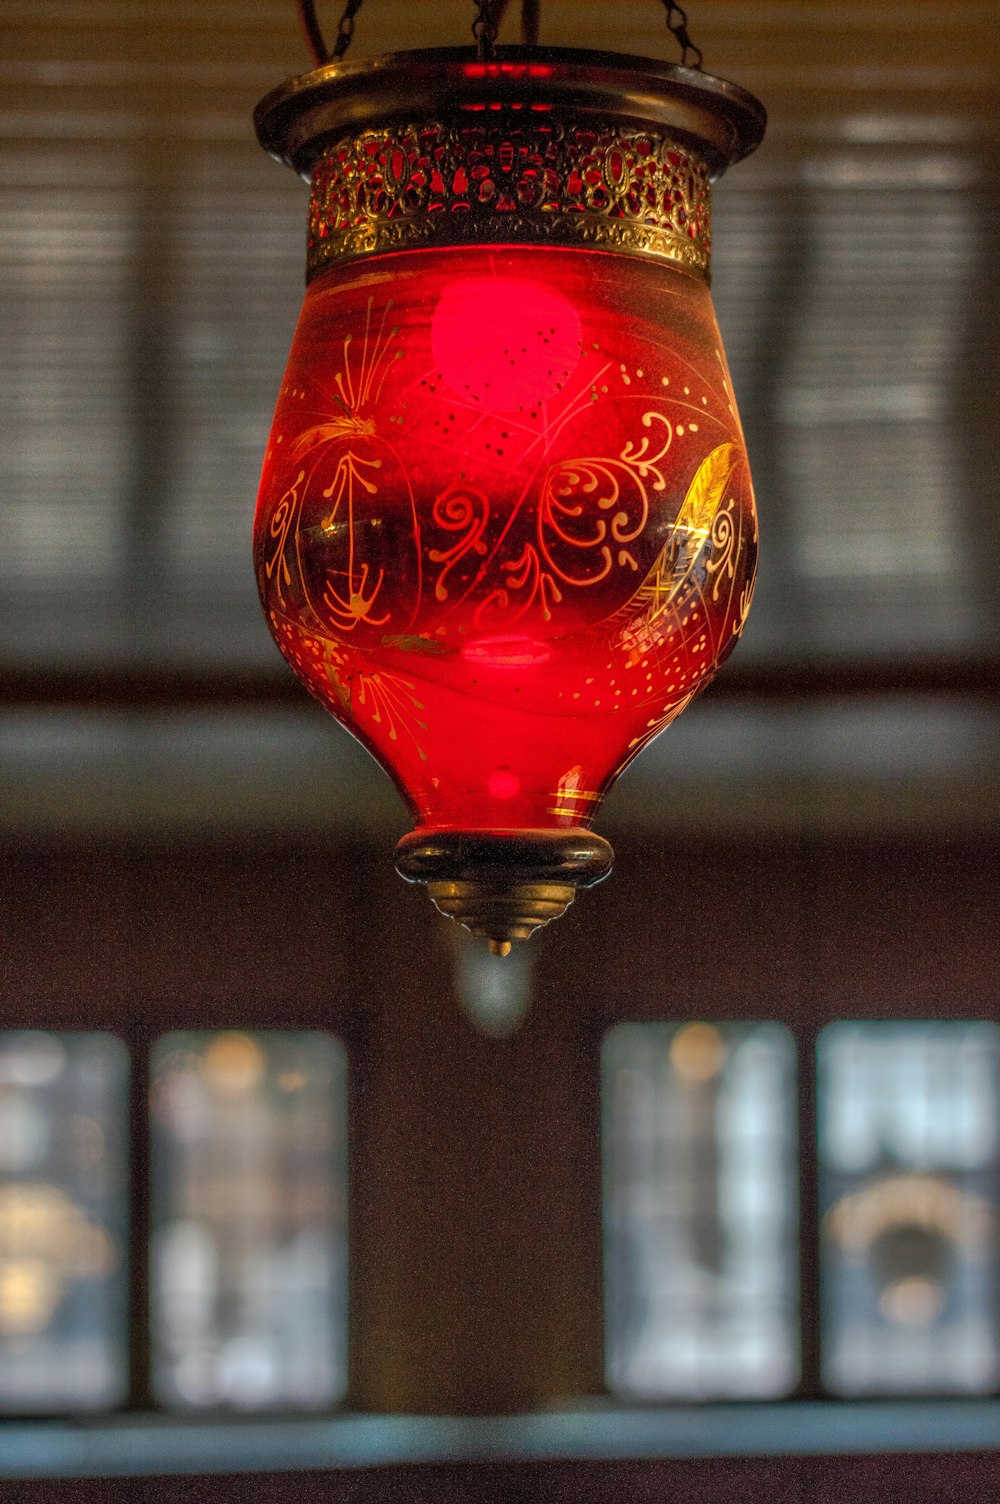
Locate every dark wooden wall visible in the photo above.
<box><xmin>1</xmin><ymin>828</ymin><xmax>998</xmax><ymax>1494</ymax></box>
<box><xmin>7</xmin><ymin>1453</ymin><xmax>1000</xmax><ymax>1503</ymax></box>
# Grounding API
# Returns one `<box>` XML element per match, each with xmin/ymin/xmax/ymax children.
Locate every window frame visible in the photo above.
<box><xmin>0</xmin><ymin>995</ymin><xmax>361</xmax><ymax>1421</ymax></box>
<box><xmin>586</xmin><ymin>988</ymin><xmax>1000</xmax><ymax>1404</ymax></box>
<box><xmin>2</xmin><ymin>828</ymin><xmax>999</xmax><ymax>1456</ymax></box>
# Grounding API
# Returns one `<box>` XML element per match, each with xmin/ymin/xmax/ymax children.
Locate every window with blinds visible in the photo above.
<box><xmin>0</xmin><ymin>1028</ymin><xmax>349</xmax><ymax>1416</ymax></box>
<box><xmin>603</xmin><ymin>1017</ymin><xmax>1000</xmax><ymax>1401</ymax></box>
<box><xmin>2</xmin><ymin>2</ymin><xmax>997</xmax><ymax>676</ymax></box>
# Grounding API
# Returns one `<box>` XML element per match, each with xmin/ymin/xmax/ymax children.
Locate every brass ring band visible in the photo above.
<box><xmin>306</xmin><ymin>118</ymin><xmax>713</xmax><ymax>281</ymax></box>
<box><xmin>255</xmin><ymin>47</ymin><xmax>765</xmax><ymax>283</ymax></box>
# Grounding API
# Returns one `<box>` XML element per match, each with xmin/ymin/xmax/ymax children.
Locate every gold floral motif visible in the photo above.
<box><xmin>318</xmin><ymin>450</ymin><xmax>388</xmax><ymax>631</ymax></box>
<box><xmin>428</xmin><ymin>484</ymin><xmax>490</xmax><ymax>602</ymax></box>
<box><xmin>264</xmin><ymin>468</ymin><xmax>304</xmax><ymax>609</ymax></box>
<box><xmin>622</xmin><ymin>689</ymin><xmax>697</xmax><ymax>762</ymax></box>
<box><xmin>537</xmin><ymin>411</ymin><xmax>671</xmax><ymax>587</ymax></box>
<box><xmin>615</xmin><ymin>440</ymin><xmax>741</xmax><ymax>637</ymax></box>
<box><xmin>705</xmin><ymin>499</ymin><xmax>738</xmax><ymax>603</ymax></box>
<box><xmin>276</xmin><ymin>626</ymin><xmax>431</xmax><ymax>765</ymax></box>
<box><xmin>354</xmin><ymin>667</ymin><xmax>430</xmax><ymax>762</ymax></box>
<box><xmin>463</xmin><ymin>411</ymin><xmax>673</xmax><ymax>628</ymax></box>
<box><xmin>265</xmin><ymin>298</ymin><xmax>421</xmax><ymax>635</ymax></box>
<box><xmin>307</xmin><ymin>120</ymin><xmax>712</xmax><ymax>280</ymax></box>
<box><xmin>607</xmin><ymin>439</ymin><xmax>755</xmax><ymax>761</ymax></box>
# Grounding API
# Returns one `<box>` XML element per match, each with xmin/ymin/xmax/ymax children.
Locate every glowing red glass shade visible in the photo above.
<box><xmin>253</xmin><ymin>45</ymin><xmax>765</xmax><ymax>947</ymax></box>
<box><xmin>255</xmin><ymin>247</ymin><xmax>756</xmax><ymax>837</ymax></box>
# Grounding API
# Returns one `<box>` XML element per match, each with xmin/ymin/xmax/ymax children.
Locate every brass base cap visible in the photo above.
<box><xmin>427</xmin><ymin>880</ymin><xmax>578</xmax><ymax>953</ymax></box>
<box><xmin>395</xmin><ymin>828</ymin><xmax>614</xmax><ymax>951</ymax></box>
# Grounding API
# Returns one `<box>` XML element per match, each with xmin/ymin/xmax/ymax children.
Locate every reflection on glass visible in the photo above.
<box><xmin>0</xmin><ymin>1032</ymin><xmax>128</xmax><ymax>1411</ymax></box>
<box><xmin>151</xmin><ymin>1031</ymin><xmax>347</xmax><ymax>1410</ymax></box>
<box><xmin>819</xmin><ymin>1021</ymin><xmax>1000</xmax><ymax>1395</ymax></box>
<box><xmin>603</xmin><ymin>1021</ymin><xmax>799</xmax><ymax>1398</ymax></box>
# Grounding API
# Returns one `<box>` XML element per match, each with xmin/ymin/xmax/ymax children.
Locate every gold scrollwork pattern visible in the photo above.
<box><xmin>454</xmin><ymin>412</ymin><xmax>673</xmax><ymax>629</ymax></box>
<box><xmin>538</xmin><ymin>412</ymin><xmax>671</xmax><ymax>586</ymax></box>
<box><xmin>264</xmin><ymin>467</ymin><xmax>306</xmax><ymax>611</ymax></box>
<box><xmin>307</xmin><ymin>120</ymin><xmax>712</xmax><ymax>279</ymax></box>
<box><xmin>611</xmin><ymin>440</ymin><xmax>756</xmax><ymax>763</ymax></box>
<box><xmin>428</xmin><ymin>484</ymin><xmax>490</xmax><ymax>602</ymax></box>
<box><xmin>262</xmin><ymin>298</ymin><xmax>423</xmax><ymax>642</ymax></box>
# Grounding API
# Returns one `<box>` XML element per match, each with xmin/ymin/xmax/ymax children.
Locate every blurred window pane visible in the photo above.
<box><xmin>0</xmin><ymin>1032</ymin><xmax>129</xmax><ymax>1411</ymax></box>
<box><xmin>151</xmin><ymin>1031</ymin><xmax>347</xmax><ymax>1411</ymax></box>
<box><xmin>819</xmin><ymin>1021</ymin><xmax>1000</xmax><ymax>1395</ymax></box>
<box><xmin>603</xmin><ymin>1022</ymin><xmax>799</xmax><ymax>1398</ymax></box>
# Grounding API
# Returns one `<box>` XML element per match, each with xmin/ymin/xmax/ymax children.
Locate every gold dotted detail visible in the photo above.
<box><xmin>307</xmin><ymin>118</ymin><xmax>712</xmax><ymax>280</ymax></box>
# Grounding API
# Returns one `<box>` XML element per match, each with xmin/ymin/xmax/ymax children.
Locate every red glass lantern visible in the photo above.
<box><xmin>254</xmin><ymin>48</ymin><xmax>765</xmax><ymax>950</ymax></box>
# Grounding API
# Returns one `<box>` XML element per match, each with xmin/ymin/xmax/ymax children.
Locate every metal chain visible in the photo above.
<box><xmin>472</xmin><ymin>0</ymin><xmax>503</xmax><ymax>61</ymax></box>
<box><xmin>521</xmin><ymin>0</ymin><xmax>540</xmax><ymax>47</ymax></box>
<box><xmin>295</xmin><ymin>0</ymin><xmax>365</xmax><ymax>64</ymax></box>
<box><xmin>661</xmin><ymin>0</ymin><xmax>703</xmax><ymax>70</ymax></box>
<box><xmin>332</xmin><ymin>0</ymin><xmax>366</xmax><ymax>58</ymax></box>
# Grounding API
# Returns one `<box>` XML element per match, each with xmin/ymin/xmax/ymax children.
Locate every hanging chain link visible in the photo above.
<box><xmin>304</xmin><ymin>1</ymin><xmax>697</xmax><ymax>70</ymax></box>
<box><xmin>295</xmin><ymin>0</ymin><xmax>365</xmax><ymax>64</ymax></box>
<box><xmin>661</xmin><ymin>1</ymin><xmax>703</xmax><ymax>70</ymax></box>
<box><xmin>472</xmin><ymin>0</ymin><xmax>503</xmax><ymax>61</ymax></box>
<box><xmin>332</xmin><ymin>0</ymin><xmax>366</xmax><ymax>58</ymax></box>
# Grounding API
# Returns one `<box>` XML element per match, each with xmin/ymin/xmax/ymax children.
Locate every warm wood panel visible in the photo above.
<box><xmin>10</xmin><ymin>1452</ymin><xmax>1000</xmax><ymax>1503</ymax></box>
<box><xmin>2</xmin><ymin>830</ymin><xmax>997</xmax><ymax>1414</ymax></box>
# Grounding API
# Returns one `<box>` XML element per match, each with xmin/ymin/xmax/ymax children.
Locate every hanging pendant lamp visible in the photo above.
<box><xmin>253</xmin><ymin>3</ymin><xmax>765</xmax><ymax>951</ymax></box>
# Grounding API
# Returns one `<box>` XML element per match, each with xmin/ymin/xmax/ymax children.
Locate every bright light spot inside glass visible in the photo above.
<box><xmin>486</xmin><ymin>770</ymin><xmax>520</xmax><ymax>800</ymax></box>
<box><xmin>0</xmin><ymin>1032</ymin><xmax>128</xmax><ymax>1411</ymax></box>
<box><xmin>431</xmin><ymin>276</ymin><xmax>582</xmax><ymax>412</ymax></box>
<box><xmin>602</xmin><ymin>1021</ymin><xmax>799</xmax><ymax>1399</ymax></box>
<box><xmin>819</xmin><ymin>1021</ymin><xmax>1000</xmax><ymax>1395</ymax></box>
<box><xmin>151</xmin><ymin>1031</ymin><xmax>347</xmax><ymax>1411</ymax></box>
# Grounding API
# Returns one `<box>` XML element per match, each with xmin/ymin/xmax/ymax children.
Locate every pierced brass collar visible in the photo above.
<box><xmin>255</xmin><ymin>46</ymin><xmax>765</xmax><ymax>282</ymax></box>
